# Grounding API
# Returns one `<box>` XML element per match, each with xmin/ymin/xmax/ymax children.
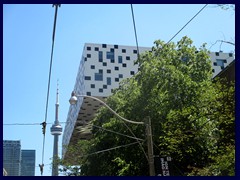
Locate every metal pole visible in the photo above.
<box><xmin>145</xmin><ymin>117</ymin><xmax>155</xmax><ymax>176</ymax></box>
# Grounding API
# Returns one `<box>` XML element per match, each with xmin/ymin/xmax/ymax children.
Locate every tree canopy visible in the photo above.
<box><xmin>60</xmin><ymin>36</ymin><xmax>235</xmax><ymax>176</ymax></box>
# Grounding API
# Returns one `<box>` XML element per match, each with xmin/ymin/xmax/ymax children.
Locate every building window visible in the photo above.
<box><xmin>212</xmin><ymin>69</ymin><xmax>215</xmax><ymax>73</ymax></box>
<box><xmin>126</xmin><ymin>56</ymin><xmax>130</xmax><ymax>60</ymax></box>
<box><xmin>216</xmin><ymin>59</ymin><xmax>225</xmax><ymax>69</ymax></box>
<box><xmin>133</xmin><ymin>50</ymin><xmax>137</xmax><ymax>54</ymax></box>
<box><xmin>107</xmin><ymin>51</ymin><xmax>114</xmax><ymax>59</ymax></box>
<box><xmin>122</xmin><ymin>63</ymin><xmax>127</xmax><ymax>67</ymax></box>
<box><xmin>86</xmin><ymin>92</ymin><xmax>91</xmax><ymax>96</ymax></box>
<box><xmin>115</xmin><ymin>78</ymin><xmax>119</xmax><ymax>82</ymax></box>
<box><xmin>118</xmin><ymin>56</ymin><xmax>122</xmax><ymax>63</ymax></box>
<box><xmin>87</xmin><ymin>54</ymin><xmax>91</xmax><ymax>58</ymax></box>
<box><xmin>85</xmin><ymin>76</ymin><xmax>91</xmax><ymax>80</ymax></box>
<box><xmin>215</xmin><ymin>52</ymin><xmax>219</xmax><ymax>56</ymax></box>
<box><xmin>99</xmin><ymin>89</ymin><xmax>103</xmax><ymax>93</ymax></box>
<box><xmin>229</xmin><ymin>53</ymin><xmax>233</xmax><ymax>57</ymax></box>
<box><xmin>102</xmin><ymin>44</ymin><xmax>107</xmax><ymax>48</ymax></box>
<box><xmin>107</xmin><ymin>77</ymin><xmax>111</xmax><ymax>85</ymax></box>
<box><xmin>122</xmin><ymin>49</ymin><xmax>126</xmax><ymax>53</ymax></box>
<box><xmin>111</xmin><ymin>59</ymin><xmax>115</xmax><ymax>63</ymax></box>
<box><xmin>107</xmin><ymin>69</ymin><xmax>111</xmax><ymax>73</ymax></box>
<box><xmin>87</xmin><ymin>47</ymin><xmax>91</xmax><ymax>51</ymax></box>
<box><xmin>114</xmin><ymin>45</ymin><xmax>118</xmax><ymax>49</ymax></box>
<box><xmin>103</xmin><ymin>62</ymin><xmax>107</xmax><ymax>66</ymax></box>
<box><xmin>91</xmin><ymin>84</ymin><xmax>95</xmax><ymax>88</ymax></box>
<box><xmin>130</xmin><ymin>71</ymin><xmax>135</xmax><ymax>75</ymax></box>
<box><xmin>110</xmin><ymin>48</ymin><xmax>114</xmax><ymax>52</ymax></box>
<box><xmin>99</xmin><ymin>51</ymin><xmax>103</xmax><ymax>62</ymax></box>
<box><xmin>85</xmin><ymin>57</ymin><xmax>87</xmax><ymax>61</ymax></box>
<box><xmin>91</xmin><ymin>65</ymin><xmax>95</xmax><ymax>69</ymax></box>
<box><xmin>95</xmin><ymin>73</ymin><xmax>103</xmax><ymax>81</ymax></box>
<box><xmin>115</xmin><ymin>67</ymin><xmax>119</xmax><ymax>71</ymax></box>
<box><xmin>95</xmin><ymin>47</ymin><xmax>99</xmax><ymax>51</ymax></box>
<box><xmin>99</xmin><ymin>69</ymin><xmax>103</xmax><ymax>74</ymax></box>
<box><xmin>119</xmin><ymin>74</ymin><xmax>123</xmax><ymax>78</ymax></box>
<box><xmin>103</xmin><ymin>85</ymin><xmax>107</xmax><ymax>89</ymax></box>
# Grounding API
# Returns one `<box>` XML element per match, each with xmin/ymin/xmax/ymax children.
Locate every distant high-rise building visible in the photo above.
<box><xmin>3</xmin><ymin>140</ymin><xmax>21</xmax><ymax>176</ymax></box>
<box><xmin>21</xmin><ymin>150</ymin><xmax>36</xmax><ymax>176</ymax></box>
<box><xmin>62</xmin><ymin>43</ymin><xmax>235</xmax><ymax>162</ymax></box>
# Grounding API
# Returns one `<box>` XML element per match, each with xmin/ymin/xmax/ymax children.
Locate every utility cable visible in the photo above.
<box><xmin>131</xmin><ymin>4</ymin><xmax>140</xmax><ymax>59</ymax></box>
<box><xmin>166</xmin><ymin>4</ymin><xmax>208</xmax><ymax>44</ymax></box>
<box><xmin>40</xmin><ymin>4</ymin><xmax>60</xmax><ymax>176</ymax></box>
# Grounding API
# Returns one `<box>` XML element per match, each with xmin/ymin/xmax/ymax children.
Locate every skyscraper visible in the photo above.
<box><xmin>3</xmin><ymin>140</ymin><xmax>21</xmax><ymax>176</ymax></box>
<box><xmin>62</xmin><ymin>43</ymin><xmax>235</xmax><ymax>162</ymax></box>
<box><xmin>21</xmin><ymin>150</ymin><xmax>36</xmax><ymax>176</ymax></box>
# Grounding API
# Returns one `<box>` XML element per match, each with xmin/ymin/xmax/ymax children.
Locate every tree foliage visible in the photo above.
<box><xmin>60</xmin><ymin>36</ymin><xmax>235</xmax><ymax>176</ymax></box>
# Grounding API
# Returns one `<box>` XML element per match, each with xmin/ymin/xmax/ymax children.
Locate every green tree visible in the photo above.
<box><xmin>61</xmin><ymin>36</ymin><xmax>235</xmax><ymax>176</ymax></box>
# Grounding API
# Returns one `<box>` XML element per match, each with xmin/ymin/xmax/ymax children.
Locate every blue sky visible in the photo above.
<box><xmin>3</xmin><ymin>4</ymin><xmax>235</xmax><ymax>176</ymax></box>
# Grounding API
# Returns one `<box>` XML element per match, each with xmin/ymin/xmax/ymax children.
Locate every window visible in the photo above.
<box><xmin>95</xmin><ymin>47</ymin><xmax>99</xmax><ymax>51</ymax></box>
<box><xmin>103</xmin><ymin>62</ymin><xmax>107</xmax><ymax>66</ymax></box>
<box><xmin>215</xmin><ymin>52</ymin><xmax>219</xmax><ymax>56</ymax></box>
<box><xmin>87</xmin><ymin>54</ymin><xmax>91</xmax><ymax>58</ymax></box>
<box><xmin>103</xmin><ymin>85</ymin><xmax>107</xmax><ymax>89</ymax></box>
<box><xmin>114</xmin><ymin>45</ymin><xmax>118</xmax><ymax>49</ymax></box>
<box><xmin>107</xmin><ymin>69</ymin><xmax>111</xmax><ymax>73</ymax></box>
<box><xmin>87</xmin><ymin>47</ymin><xmax>91</xmax><ymax>50</ymax></box>
<box><xmin>85</xmin><ymin>57</ymin><xmax>87</xmax><ymax>61</ymax></box>
<box><xmin>126</xmin><ymin>56</ymin><xmax>130</xmax><ymax>60</ymax></box>
<box><xmin>216</xmin><ymin>59</ymin><xmax>225</xmax><ymax>69</ymax></box>
<box><xmin>102</xmin><ymin>44</ymin><xmax>107</xmax><ymax>48</ymax></box>
<box><xmin>122</xmin><ymin>63</ymin><xmax>127</xmax><ymax>67</ymax></box>
<box><xmin>91</xmin><ymin>65</ymin><xmax>95</xmax><ymax>69</ymax></box>
<box><xmin>212</xmin><ymin>69</ymin><xmax>215</xmax><ymax>73</ymax></box>
<box><xmin>107</xmin><ymin>51</ymin><xmax>114</xmax><ymax>60</ymax></box>
<box><xmin>118</xmin><ymin>56</ymin><xmax>122</xmax><ymax>63</ymax></box>
<box><xmin>213</xmin><ymin>62</ymin><xmax>217</xmax><ymax>66</ymax></box>
<box><xmin>99</xmin><ymin>51</ymin><xmax>103</xmax><ymax>62</ymax></box>
<box><xmin>95</xmin><ymin>73</ymin><xmax>103</xmax><ymax>81</ymax></box>
<box><xmin>110</xmin><ymin>48</ymin><xmax>114</xmax><ymax>52</ymax></box>
<box><xmin>91</xmin><ymin>84</ymin><xmax>95</xmax><ymax>88</ymax></box>
<box><xmin>115</xmin><ymin>67</ymin><xmax>119</xmax><ymax>71</ymax></box>
<box><xmin>99</xmin><ymin>89</ymin><xmax>103</xmax><ymax>93</ymax></box>
<box><xmin>85</xmin><ymin>76</ymin><xmax>91</xmax><ymax>80</ymax></box>
<box><xmin>107</xmin><ymin>77</ymin><xmax>111</xmax><ymax>85</ymax></box>
<box><xmin>122</xmin><ymin>49</ymin><xmax>126</xmax><ymax>53</ymax></box>
<box><xmin>133</xmin><ymin>50</ymin><xmax>137</xmax><ymax>54</ymax></box>
<box><xmin>87</xmin><ymin>92</ymin><xmax>91</xmax><ymax>96</ymax></box>
<box><xmin>99</xmin><ymin>69</ymin><xmax>103</xmax><ymax>74</ymax></box>
<box><xmin>115</xmin><ymin>78</ymin><xmax>119</xmax><ymax>82</ymax></box>
<box><xmin>111</xmin><ymin>59</ymin><xmax>115</xmax><ymax>63</ymax></box>
<box><xmin>119</xmin><ymin>74</ymin><xmax>123</xmax><ymax>78</ymax></box>
<box><xmin>229</xmin><ymin>53</ymin><xmax>233</xmax><ymax>57</ymax></box>
<box><xmin>130</xmin><ymin>71</ymin><xmax>135</xmax><ymax>75</ymax></box>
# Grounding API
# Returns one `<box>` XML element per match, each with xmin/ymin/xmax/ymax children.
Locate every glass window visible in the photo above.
<box><xmin>95</xmin><ymin>73</ymin><xmax>103</xmax><ymax>81</ymax></box>
<box><xmin>114</xmin><ymin>45</ymin><xmax>118</xmax><ymax>49</ymax></box>
<box><xmin>130</xmin><ymin>71</ymin><xmax>135</xmax><ymax>75</ymax></box>
<box><xmin>85</xmin><ymin>57</ymin><xmax>87</xmax><ymax>61</ymax></box>
<box><xmin>99</xmin><ymin>89</ymin><xmax>103</xmax><ymax>93</ymax></box>
<box><xmin>122</xmin><ymin>63</ymin><xmax>127</xmax><ymax>67</ymax></box>
<box><xmin>111</xmin><ymin>59</ymin><xmax>115</xmax><ymax>63</ymax></box>
<box><xmin>119</xmin><ymin>74</ymin><xmax>123</xmax><ymax>78</ymax></box>
<box><xmin>87</xmin><ymin>54</ymin><xmax>91</xmax><ymax>58</ymax></box>
<box><xmin>102</xmin><ymin>44</ymin><xmax>107</xmax><ymax>48</ymax></box>
<box><xmin>85</xmin><ymin>76</ymin><xmax>91</xmax><ymax>80</ymax></box>
<box><xmin>215</xmin><ymin>52</ymin><xmax>219</xmax><ymax>56</ymax></box>
<box><xmin>91</xmin><ymin>65</ymin><xmax>95</xmax><ymax>69</ymax></box>
<box><xmin>95</xmin><ymin>47</ymin><xmax>99</xmax><ymax>51</ymax></box>
<box><xmin>115</xmin><ymin>78</ymin><xmax>119</xmax><ymax>82</ymax></box>
<box><xmin>118</xmin><ymin>56</ymin><xmax>122</xmax><ymax>63</ymax></box>
<box><xmin>99</xmin><ymin>51</ymin><xmax>103</xmax><ymax>62</ymax></box>
<box><xmin>216</xmin><ymin>59</ymin><xmax>225</xmax><ymax>68</ymax></box>
<box><xmin>107</xmin><ymin>51</ymin><xmax>114</xmax><ymax>59</ymax></box>
<box><xmin>115</xmin><ymin>67</ymin><xmax>119</xmax><ymax>71</ymax></box>
<box><xmin>103</xmin><ymin>62</ymin><xmax>107</xmax><ymax>66</ymax></box>
<box><xmin>212</xmin><ymin>69</ymin><xmax>215</xmax><ymax>73</ymax></box>
<box><xmin>122</xmin><ymin>49</ymin><xmax>126</xmax><ymax>53</ymax></box>
<box><xmin>107</xmin><ymin>77</ymin><xmax>111</xmax><ymax>85</ymax></box>
<box><xmin>91</xmin><ymin>84</ymin><xmax>95</xmax><ymax>88</ymax></box>
<box><xmin>126</xmin><ymin>56</ymin><xmax>130</xmax><ymax>60</ymax></box>
<box><xmin>87</xmin><ymin>47</ymin><xmax>91</xmax><ymax>50</ymax></box>
<box><xmin>229</xmin><ymin>53</ymin><xmax>233</xmax><ymax>57</ymax></box>
<box><xmin>99</xmin><ymin>69</ymin><xmax>103</xmax><ymax>74</ymax></box>
<box><xmin>87</xmin><ymin>92</ymin><xmax>91</xmax><ymax>96</ymax></box>
<box><xmin>103</xmin><ymin>85</ymin><xmax>107</xmax><ymax>89</ymax></box>
<box><xmin>107</xmin><ymin>69</ymin><xmax>111</xmax><ymax>73</ymax></box>
<box><xmin>133</xmin><ymin>50</ymin><xmax>137</xmax><ymax>54</ymax></box>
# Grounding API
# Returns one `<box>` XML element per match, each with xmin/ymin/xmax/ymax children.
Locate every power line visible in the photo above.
<box><xmin>40</xmin><ymin>4</ymin><xmax>60</xmax><ymax>176</ymax></box>
<box><xmin>166</xmin><ymin>4</ymin><xmax>208</xmax><ymax>44</ymax></box>
<box><xmin>131</xmin><ymin>4</ymin><xmax>140</xmax><ymax>59</ymax></box>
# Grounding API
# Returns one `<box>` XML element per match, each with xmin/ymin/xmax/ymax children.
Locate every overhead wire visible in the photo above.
<box><xmin>40</xmin><ymin>4</ymin><xmax>61</xmax><ymax>176</ymax></box>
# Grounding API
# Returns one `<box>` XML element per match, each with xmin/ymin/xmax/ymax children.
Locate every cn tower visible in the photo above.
<box><xmin>50</xmin><ymin>83</ymin><xmax>62</xmax><ymax>176</ymax></box>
